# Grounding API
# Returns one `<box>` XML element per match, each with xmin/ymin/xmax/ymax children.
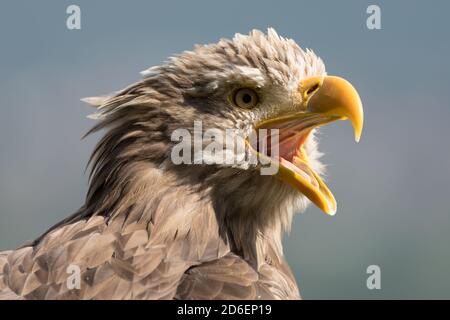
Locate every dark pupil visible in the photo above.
<box><xmin>242</xmin><ymin>93</ymin><xmax>252</xmax><ymax>104</ymax></box>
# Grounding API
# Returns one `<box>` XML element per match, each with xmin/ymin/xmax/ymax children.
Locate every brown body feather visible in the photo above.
<box><xmin>0</xmin><ymin>167</ymin><xmax>299</xmax><ymax>299</ymax></box>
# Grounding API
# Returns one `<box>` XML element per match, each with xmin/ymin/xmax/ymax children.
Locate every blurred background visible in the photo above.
<box><xmin>1</xmin><ymin>0</ymin><xmax>449</xmax><ymax>299</ymax></box>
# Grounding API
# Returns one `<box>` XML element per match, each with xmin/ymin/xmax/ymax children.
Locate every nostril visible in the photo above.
<box><xmin>299</xmin><ymin>76</ymin><xmax>324</xmax><ymax>103</ymax></box>
<box><xmin>306</xmin><ymin>83</ymin><xmax>320</xmax><ymax>96</ymax></box>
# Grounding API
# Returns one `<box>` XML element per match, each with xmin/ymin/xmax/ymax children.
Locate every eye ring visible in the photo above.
<box><xmin>232</xmin><ymin>88</ymin><xmax>259</xmax><ymax>109</ymax></box>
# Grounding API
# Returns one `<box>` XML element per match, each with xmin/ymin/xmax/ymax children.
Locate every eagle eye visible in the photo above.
<box><xmin>232</xmin><ymin>88</ymin><xmax>259</xmax><ymax>109</ymax></box>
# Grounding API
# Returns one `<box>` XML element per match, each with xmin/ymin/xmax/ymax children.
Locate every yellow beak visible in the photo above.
<box><xmin>307</xmin><ymin>76</ymin><xmax>364</xmax><ymax>142</ymax></box>
<box><xmin>257</xmin><ymin>75</ymin><xmax>364</xmax><ymax>215</ymax></box>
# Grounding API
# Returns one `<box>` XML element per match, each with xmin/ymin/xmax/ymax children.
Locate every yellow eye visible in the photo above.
<box><xmin>232</xmin><ymin>88</ymin><xmax>259</xmax><ymax>109</ymax></box>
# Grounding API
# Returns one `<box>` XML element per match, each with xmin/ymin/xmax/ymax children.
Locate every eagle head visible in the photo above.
<box><xmin>85</xmin><ymin>28</ymin><xmax>363</xmax><ymax>231</ymax></box>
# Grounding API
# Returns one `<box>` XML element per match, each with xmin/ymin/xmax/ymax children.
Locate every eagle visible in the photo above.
<box><xmin>0</xmin><ymin>29</ymin><xmax>363</xmax><ymax>300</ymax></box>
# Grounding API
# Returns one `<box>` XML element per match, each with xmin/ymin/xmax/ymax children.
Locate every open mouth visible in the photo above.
<box><xmin>253</xmin><ymin>76</ymin><xmax>364</xmax><ymax>215</ymax></box>
<box><xmin>256</xmin><ymin>113</ymin><xmax>341</xmax><ymax>215</ymax></box>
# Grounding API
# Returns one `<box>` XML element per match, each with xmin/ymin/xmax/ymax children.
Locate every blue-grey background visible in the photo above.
<box><xmin>1</xmin><ymin>0</ymin><xmax>449</xmax><ymax>299</ymax></box>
